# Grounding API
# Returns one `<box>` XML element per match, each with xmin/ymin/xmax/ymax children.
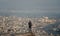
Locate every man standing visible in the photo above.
<box><xmin>28</xmin><ymin>20</ymin><xmax>32</xmax><ymax>32</ymax></box>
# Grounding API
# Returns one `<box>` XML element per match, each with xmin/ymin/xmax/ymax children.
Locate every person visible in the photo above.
<box><xmin>28</xmin><ymin>20</ymin><xmax>32</xmax><ymax>32</ymax></box>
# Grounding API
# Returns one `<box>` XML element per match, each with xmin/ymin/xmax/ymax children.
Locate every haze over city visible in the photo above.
<box><xmin>0</xmin><ymin>0</ymin><xmax>60</xmax><ymax>17</ymax></box>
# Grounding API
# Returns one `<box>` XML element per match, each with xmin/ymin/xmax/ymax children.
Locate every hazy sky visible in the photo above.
<box><xmin>0</xmin><ymin>0</ymin><xmax>60</xmax><ymax>14</ymax></box>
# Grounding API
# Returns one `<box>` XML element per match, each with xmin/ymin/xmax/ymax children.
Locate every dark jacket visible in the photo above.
<box><xmin>28</xmin><ymin>21</ymin><xmax>32</xmax><ymax>28</ymax></box>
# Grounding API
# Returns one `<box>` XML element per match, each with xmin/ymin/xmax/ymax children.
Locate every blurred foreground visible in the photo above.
<box><xmin>0</xmin><ymin>16</ymin><xmax>60</xmax><ymax>36</ymax></box>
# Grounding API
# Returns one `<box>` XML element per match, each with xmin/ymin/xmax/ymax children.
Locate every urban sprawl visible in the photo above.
<box><xmin>0</xmin><ymin>16</ymin><xmax>60</xmax><ymax>36</ymax></box>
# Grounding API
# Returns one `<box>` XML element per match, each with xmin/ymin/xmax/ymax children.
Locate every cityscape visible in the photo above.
<box><xmin>0</xmin><ymin>16</ymin><xmax>60</xmax><ymax>36</ymax></box>
<box><xmin>0</xmin><ymin>0</ymin><xmax>60</xmax><ymax>36</ymax></box>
